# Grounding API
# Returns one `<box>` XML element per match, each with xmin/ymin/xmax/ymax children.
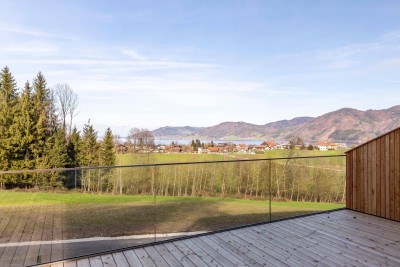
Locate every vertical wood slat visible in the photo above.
<box><xmin>346</xmin><ymin>127</ymin><xmax>400</xmax><ymax>221</ymax></box>
<box><xmin>376</xmin><ymin>139</ymin><xmax>381</xmax><ymax>217</ymax></box>
<box><xmin>390</xmin><ymin>132</ymin><xmax>395</xmax><ymax>220</ymax></box>
<box><xmin>380</xmin><ymin>137</ymin><xmax>385</xmax><ymax>218</ymax></box>
<box><xmin>352</xmin><ymin>151</ymin><xmax>357</xmax><ymax>210</ymax></box>
<box><xmin>385</xmin><ymin>134</ymin><xmax>390</xmax><ymax>218</ymax></box>
<box><xmin>395</xmin><ymin>129</ymin><xmax>400</xmax><ymax>221</ymax></box>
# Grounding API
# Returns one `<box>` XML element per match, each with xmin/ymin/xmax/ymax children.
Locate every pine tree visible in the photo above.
<box><xmin>101</xmin><ymin>127</ymin><xmax>116</xmax><ymax>166</ymax></box>
<box><xmin>36</xmin><ymin>128</ymin><xmax>69</xmax><ymax>187</ymax></box>
<box><xmin>79</xmin><ymin>120</ymin><xmax>99</xmax><ymax>166</ymax></box>
<box><xmin>13</xmin><ymin>81</ymin><xmax>36</xmax><ymax>168</ymax></box>
<box><xmin>8</xmin><ymin>81</ymin><xmax>37</xmax><ymax>187</ymax></box>
<box><xmin>99</xmin><ymin>128</ymin><xmax>116</xmax><ymax>192</ymax></box>
<box><xmin>31</xmin><ymin>72</ymin><xmax>54</xmax><ymax>168</ymax></box>
<box><xmin>79</xmin><ymin>120</ymin><xmax>99</xmax><ymax>192</ymax></box>
<box><xmin>191</xmin><ymin>139</ymin><xmax>197</xmax><ymax>151</ymax></box>
<box><xmin>67</xmin><ymin>127</ymin><xmax>81</xmax><ymax>167</ymax></box>
<box><xmin>47</xmin><ymin>128</ymin><xmax>69</xmax><ymax>168</ymax></box>
<box><xmin>0</xmin><ymin>67</ymin><xmax>18</xmax><ymax>172</ymax></box>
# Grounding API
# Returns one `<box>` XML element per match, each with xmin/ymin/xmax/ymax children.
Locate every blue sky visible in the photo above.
<box><xmin>1</xmin><ymin>1</ymin><xmax>400</xmax><ymax>135</ymax></box>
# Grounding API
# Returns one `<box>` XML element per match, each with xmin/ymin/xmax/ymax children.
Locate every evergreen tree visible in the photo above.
<box><xmin>191</xmin><ymin>139</ymin><xmax>196</xmax><ymax>150</ymax></box>
<box><xmin>36</xmin><ymin>128</ymin><xmax>69</xmax><ymax>187</ymax></box>
<box><xmin>13</xmin><ymin>81</ymin><xmax>35</xmax><ymax>169</ymax></box>
<box><xmin>8</xmin><ymin>81</ymin><xmax>37</xmax><ymax>187</ymax></box>
<box><xmin>46</xmin><ymin>128</ymin><xmax>69</xmax><ymax>168</ymax></box>
<box><xmin>196</xmin><ymin>139</ymin><xmax>201</xmax><ymax>149</ymax></box>
<box><xmin>79</xmin><ymin>120</ymin><xmax>99</xmax><ymax>166</ymax></box>
<box><xmin>67</xmin><ymin>127</ymin><xmax>81</xmax><ymax>167</ymax></box>
<box><xmin>31</xmin><ymin>72</ymin><xmax>53</xmax><ymax>167</ymax></box>
<box><xmin>0</xmin><ymin>67</ymin><xmax>18</xmax><ymax>172</ymax></box>
<box><xmin>101</xmin><ymin>127</ymin><xmax>116</xmax><ymax>166</ymax></box>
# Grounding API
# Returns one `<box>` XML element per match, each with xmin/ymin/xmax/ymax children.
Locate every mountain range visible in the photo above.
<box><xmin>152</xmin><ymin>105</ymin><xmax>400</xmax><ymax>144</ymax></box>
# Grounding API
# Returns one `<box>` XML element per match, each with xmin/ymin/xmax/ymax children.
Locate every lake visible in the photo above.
<box><xmin>154</xmin><ymin>139</ymin><xmax>265</xmax><ymax>146</ymax></box>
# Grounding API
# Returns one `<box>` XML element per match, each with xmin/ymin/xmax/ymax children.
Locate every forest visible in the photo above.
<box><xmin>0</xmin><ymin>66</ymin><xmax>116</xmax><ymax>189</ymax></box>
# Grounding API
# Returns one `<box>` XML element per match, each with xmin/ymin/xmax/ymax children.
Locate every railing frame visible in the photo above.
<box><xmin>0</xmin><ymin>154</ymin><xmax>346</xmax><ymax>175</ymax></box>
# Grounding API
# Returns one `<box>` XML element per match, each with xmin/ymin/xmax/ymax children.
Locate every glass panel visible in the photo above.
<box><xmin>270</xmin><ymin>156</ymin><xmax>346</xmax><ymax>221</ymax></box>
<box><xmin>156</xmin><ymin>161</ymin><xmax>270</xmax><ymax>242</ymax></box>
<box><xmin>0</xmin><ymin>167</ymin><xmax>157</xmax><ymax>265</ymax></box>
<box><xmin>0</xmin><ymin>155</ymin><xmax>345</xmax><ymax>265</ymax></box>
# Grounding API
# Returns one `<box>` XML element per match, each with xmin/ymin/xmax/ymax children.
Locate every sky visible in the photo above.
<box><xmin>1</xmin><ymin>0</ymin><xmax>400</xmax><ymax>136</ymax></box>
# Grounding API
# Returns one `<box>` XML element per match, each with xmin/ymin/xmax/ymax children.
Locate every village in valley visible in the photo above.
<box><xmin>116</xmin><ymin>139</ymin><xmax>348</xmax><ymax>154</ymax></box>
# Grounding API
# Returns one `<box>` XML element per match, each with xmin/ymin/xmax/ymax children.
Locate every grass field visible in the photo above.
<box><xmin>0</xmin><ymin>191</ymin><xmax>343</xmax><ymax>242</ymax></box>
<box><xmin>116</xmin><ymin>149</ymin><xmax>346</xmax><ymax>165</ymax></box>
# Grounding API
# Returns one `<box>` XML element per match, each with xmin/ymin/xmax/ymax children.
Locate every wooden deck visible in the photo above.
<box><xmin>34</xmin><ymin>209</ymin><xmax>400</xmax><ymax>267</ymax></box>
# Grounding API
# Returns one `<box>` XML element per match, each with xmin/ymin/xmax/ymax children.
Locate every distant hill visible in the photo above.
<box><xmin>152</xmin><ymin>105</ymin><xmax>400</xmax><ymax>144</ymax></box>
<box><xmin>152</xmin><ymin>126</ymin><xmax>201</xmax><ymax>139</ymax></box>
<box><xmin>278</xmin><ymin>105</ymin><xmax>400</xmax><ymax>143</ymax></box>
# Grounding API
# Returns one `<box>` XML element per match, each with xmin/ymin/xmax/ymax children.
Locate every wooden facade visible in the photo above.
<box><xmin>346</xmin><ymin>126</ymin><xmax>400</xmax><ymax>221</ymax></box>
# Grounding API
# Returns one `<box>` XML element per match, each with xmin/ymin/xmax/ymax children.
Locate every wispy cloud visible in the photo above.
<box><xmin>8</xmin><ymin>58</ymin><xmax>219</xmax><ymax>70</ymax></box>
<box><xmin>120</xmin><ymin>49</ymin><xmax>147</xmax><ymax>60</ymax></box>
<box><xmin>0</xmin><ymin>25</ymin><xmax>50</xmax><ymax>37</ymax></box>
<box><xmin>2</xmin><ymin>42</ymin><xmax>59</xmax><ymax>54</ymax></box>
<box><xmin>316</xmin><ymin>31</ymin><xmax>400</xmax><ymax>61</ymax></box>
<box><xmin>0</xmin><ymin>24</ymin><xmax>79</xmax><ymax>41</ymax></box>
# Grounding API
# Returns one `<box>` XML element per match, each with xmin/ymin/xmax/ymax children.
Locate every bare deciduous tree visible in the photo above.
<box><xmin>127</xmin><ymin>128</ymin><xmax>155</xmax><ymax>152</ymax></box>
<box><xmin>53</xmin><ymin>83</ymin><xmax>79</xmax><ymax>135</ymax></box>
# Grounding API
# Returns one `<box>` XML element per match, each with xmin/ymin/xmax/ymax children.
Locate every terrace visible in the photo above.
<box><xmin>0</xmin><ymin>127</ymin><xmax>399</xmax><ymax>266</ymax></box>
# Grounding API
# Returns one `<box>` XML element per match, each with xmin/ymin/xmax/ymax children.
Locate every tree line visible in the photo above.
<box><xmin>0</xmin><ymin>66</ymin><xmax>116</xmax><ymax>189</ymax></box>
<box><xmin>86</xmin><ymin>156</ymin><xmax>346</xmax><ymax>203</ymax></box>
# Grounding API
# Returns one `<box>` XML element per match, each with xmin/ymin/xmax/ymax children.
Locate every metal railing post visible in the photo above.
<box><xmin>153</xmin><ymin>166</ymin><xmax>157</xmax><ymax>242</ymax></box>
<box><xmin>74</xmin><ymin>168</ymin><xmax>77</xmax><ymax>189</ymax></box>
<box><xmin>119</xmin><ymin>168</ymin><xmax>122</xmax><ymax>195</ymax></box>
<box><xmin>269</xmin><ymin>159</ymin><xmax>272</xmax><ymax>222</ymax></box>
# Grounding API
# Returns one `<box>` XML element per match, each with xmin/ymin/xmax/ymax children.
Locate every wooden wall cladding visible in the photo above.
<box><xmin>346</xmin><ymin>127</ymin><xmax>400</xmax><ymax>221</ymax></box>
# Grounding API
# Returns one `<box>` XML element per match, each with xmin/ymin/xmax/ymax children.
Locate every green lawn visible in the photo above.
<box><xmin>0</xmin><ymin>191</ymin><xmax>343</xmax><ymax>241</ymax></box>
<box><xmin>116</xmin><ymin>149</ymin><xmax>346</xmax><ymax>166</ymax></box>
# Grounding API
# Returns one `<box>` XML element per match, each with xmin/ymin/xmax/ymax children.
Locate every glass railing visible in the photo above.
<box><xmin>0</xmin><ymin>155</ymin><xmax>345</xmax><ymax>266</ymax></box>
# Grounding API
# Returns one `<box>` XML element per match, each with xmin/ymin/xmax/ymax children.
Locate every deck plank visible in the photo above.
<box><xmin>295</xmin><ymin>217</ymin><xmax>399</xmax><ymax>265</ymax></box>
<box><xmin>143</xmin><ymin>246</ymin><xmax>169</xmax><ymax>267</ymax></box>
<box><xmin>305</xmin><ymin>215</ymin><xmax>400</xmax><ymax>260</ymax></box>
<box><xmin>197</xmin><ymin>236</ymin><xmax>247</xmax><ymax>267</ymax></box>
<box><xmin>181</xmin><ymin>238</ymin><xmax>227</xmax><ymax>267</ymax></box>
<box><xmin>134</xmin><ymin>247</ymin><xmax>157</xmax><ymax>267</ymax></box>
<box><xmin>173</xmin><ymin>241</ymin><xmax>211</xmax><ymax>267</ymax></box>
<box><xmin>186</xmin><ymin>237</ymin><xmax>238</xmax><ymax>267</ymax></box>
<box><xmin>221</xmin><ymin>231</ymin><xmax>288</xmax><ymax>267</ymax></box>
<box><xmin>210</xmin><ymin>233</ymin><xmax>263</xmax><ymax>266</ymax></box>
<box><xmin>245</xmin><ymin>225</ymin><xmax>332</xmax><ymax>267</ymax></box>
<box><xmin>277</xmin><ymin>219</ymin><xmax>371</xmax><ymax>266</ymax></box>
<box><xmin>88</xmin><ymin>256</ymin><xmax>103</xmax><ymax>267</ymax></box>
<box><xmin>163</xmin><ymin>242</ymin><xmax>196</xmax><ymax>267</ymax></box>
<box><xmin>123</xmin><ymin>250</ymin><xmax>143</xmax><ymax>267</ymax></box>
<box><xmin>153</xmin><ymin>244</ymin><xmax>183</xmax><ymax>267</ymax></box>
<box><xmin>112</xmin><ymin>253</ymin><xmax>130</xmax><ymax>267</ymax></box>
<box><xmin>76</xmin><ymin>258</ymin><xmax>90</xmax><ymax>267</ymax></box>
<box><xmin>100</xmin><ymin>254</ymin><xmax>117</xmax><ymax>267</ymax></box>
<box><xmin>64</xmin><ymin>260</ymin><xmax>77</xmax><ymax>267</ymax></box>
<box><xmin>276</xmin><ymin>220</ymin><xmax>372</xmax><ymax>266</ymax></box>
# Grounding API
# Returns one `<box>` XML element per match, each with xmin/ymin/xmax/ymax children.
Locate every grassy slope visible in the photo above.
<box><xmin>0</xmin><ymin>191</ymin><xmax>342</xmax><ymax>209</ymax></box>
<box><xmin>116</xmin><ymin>149</ymin><xmax>346</xmax><ymax>165</ymax></box>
